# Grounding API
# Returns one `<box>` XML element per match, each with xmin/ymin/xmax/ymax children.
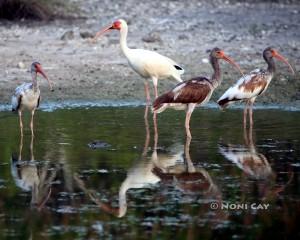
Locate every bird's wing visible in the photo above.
<box><xmin>153</xmin><ymin>77</ymin><xmax>212</xmax><ymax>111</ymax></box>
<box><xmin>171</xmin><ymin>77</ymin><xmax>212</xmax><ymax>104</ymax></box>
<box><xmin>11</xmin><ymin>83</ymin><xmax>33</xmax><ymax>111</ymax></box>
<box><xmin>132</xmin><ymin>49</ymin><xmax>184</xmax><ymax>75</ymax></box>
<box><xmin>218</xmin><ymin>69</ymin><xmax>269</xmax><ymax>107</ymax></box>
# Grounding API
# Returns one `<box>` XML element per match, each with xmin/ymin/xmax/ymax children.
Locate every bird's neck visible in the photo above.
<box><xmin>264</xmin><ymin>55</ymin><xmax>276</xmax><ymax>74</ymax></box>
<box><xmin>210</xmin><ymin>56</ymin><xmax>221</xmax><ymax>88</ymax></box>
<box><xmin>119</xmin><ymin>26</ymin><xmax>130</xmax><ymax>58</ymax></box>
<box><xmin>31</xmin><ymin>72</ymin><xmax>39</xmax><ymax>91</ymax></box>
<box><xmin>118</xmin><ymin>180</ymin><xmax>129</xmax><ymax>218</ymax></box>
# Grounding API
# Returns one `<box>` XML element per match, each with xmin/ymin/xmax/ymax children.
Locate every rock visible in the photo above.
<box><xmin>142</xmin><ymin>32</ymin><xmax>162</xmax><ymax>43</ymax></box>
<box><xmin>178</xmin><ymin>34</ymin><xmax>188</xmax><ymax>40</ymax></box>
<box><xmin>88</xmin><ymin>140</ymin><xmax>111</xmax><ymax>149</ymax></box>
<box><xmin>61</xmin><ymin>30</ymin><xmax>75</xmax><ymax>40</ymax></box>
<box><xmin>80</xmin><ymin>31</ymin><xmax>94</xmax><ymax>39</ymax></box>
<box><xmin>17</xmin><ymin>62</ymin><xmax>25</xmax><ymax>69</ymax></box>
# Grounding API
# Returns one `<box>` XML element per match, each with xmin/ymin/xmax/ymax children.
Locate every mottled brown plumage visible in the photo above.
<box><xmin>153</xmin><ymin>77</ymin><xmax>212</xmax><ymax>111</ymax></box>
<box><xmin>217</xmin><ymin>47</ymin><xmax>294</xmax><ymax>128</ymax></box>
<box><xmin>153</xmin><ymin>48</ymin><xmax>242</xmax><ymax>138</ymax></box>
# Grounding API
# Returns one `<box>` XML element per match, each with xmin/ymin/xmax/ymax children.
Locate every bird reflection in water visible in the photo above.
<box><xmin>219</xmin><ymin>127</ymin><xmax>273</xmax><ymax>180</ymax></box>
<box><xmin>219</xmin><ymin>126</ymin><xmax>293</xmax><ymax>200</ymax></box>
<box><xmin>11</xmin><ymin>135</ymin><xmax>59</xmax><ymax>210</ymax></box>
<box><xmin>75</xmin><ymin>106</ymin><xmax>222</xmax><ymax>218</ymax></box>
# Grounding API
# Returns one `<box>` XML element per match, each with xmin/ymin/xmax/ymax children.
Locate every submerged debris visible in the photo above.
<box><xmin>87</xmin><ymin>140</ymin><xmax>111</xmax><ymax>150</ymax></box>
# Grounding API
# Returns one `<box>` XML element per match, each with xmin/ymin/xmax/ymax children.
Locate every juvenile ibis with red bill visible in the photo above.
<box><xmin>217</xmin><ymin>47</ymin><xmax>295</xmax><ymax>127</ymax></box>
<box><xmin>153</xmin><ymin>48</ymin><xmax>243</xmax><ymax>139</ymax></box>
<box><xmin>11</xmin><ymin>62</ymin><xmax>53</xmax><ymax>136</ymax></box>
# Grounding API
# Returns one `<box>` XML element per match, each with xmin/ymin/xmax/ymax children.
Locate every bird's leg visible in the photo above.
<box><xmin>30</xmin><ymin>110</ymin><xmax>35</xmax><ymax>137</ymax></box>
<box><xmin>142</xmin><ymin>105</ymin><xmax>150</xmax><ymax>156</ymax></box>
<box><xmin>184</xmin><ymin>137</ymin><xmax>195</xmax><ymax>173</ymax></box>
<box><xmin>18</xmin><ymin>110</ymin><xmax>23</xmax><ymax>137</ymax></box>
<box><xmin>152</xmin><ymin>77</ymin><xmax>158</xmax><ymax>99</ymax></box>
<box><xmin>243</xmin><ymin>102</ymin><xmax>249</xmax><ymax>129</ymax></box>
<box><xmin>153</xmin><ymin>112</ymin><xmax>158</xmax><ymax>150</ymax></box>
<box><xmin>30</xmin><ymin>134</ymin><xmax>34</xmax><ymax>161</ymax></box>
<box><xmin>144</xmin><ymin>104</ymin><xmax>149</xmax><ymax>119</ymax></box>
<box><xmin>249</xmin><ymin>100</ymin><xmax>254</xmax><ymax>127</ymax></box>
<box><xmin>185</xmin><ymin>112</ymin><xmax>192</xmax><ymax>139</ymax></box>
<box><xmin>144</xmin><ymin>82</ymin><xmax>151</xmax><ymax>106</ymax></box>
<box><xmin>185</xmin><ymin>104</ymin><xmax>196</xmax><ymax>139</ymax></box>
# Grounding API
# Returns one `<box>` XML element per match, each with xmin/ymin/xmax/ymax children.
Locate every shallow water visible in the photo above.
<box><xmin>0</xmin><ymin>106</ymin><xmax>299</xmax><ymax>239</ymax></box>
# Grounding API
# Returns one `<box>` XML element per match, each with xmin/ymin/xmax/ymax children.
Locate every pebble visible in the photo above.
<box><xmin>17</xmin><ymin>62</ymin><xmax>25</xmax><ymax>69</ymax></box>
<box><xmin>61</xmin><ymin>30</ymin><xmax>75</xmax><ymax>40</ymax></box>
<box><xmin>80</xmin><ymin>31</ymin><xmax>94</xmax><ymax>39</ymax></box>
<box><xmin>142</xmin><ymin>32</ymin><xmax>162</xmax><ymax>43</ymax></box>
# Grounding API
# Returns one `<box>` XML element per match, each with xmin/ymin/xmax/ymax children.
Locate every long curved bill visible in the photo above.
<box><xmin>92</xmin><ymin>24</ymin><xmax>113</xmax><ymax>42</ymax></box>
<box><xmin>274</xmin><ymin>52</ymin><xmax>295</xmax><ymax>75</ymax></box>
<box><xmin>36</xmin><ymin>65</ymin><xmax>54</xmax><ymax>92</ymax></box>
<box><xmin>222</xmin><ymin>54</ymin><xmax>244</xmax><ymax>77</ymax></box>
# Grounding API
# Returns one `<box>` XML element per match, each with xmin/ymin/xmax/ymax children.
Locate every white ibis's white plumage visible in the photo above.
<box><xmin>11</xmin><ymin>62</ymin><xmax>53</xmax><ymax>136</ymax></box>
<box><xmin>93</xmin><ymin>19</ymin><xmax>184</xmax><ymax>102</ymax></box>
<box><xmin>218</xmin><ymin>47</ymin><xmax>295</xmax><ymax>127</ymax></box>
<box><xmin>153</xmin><ymin>48</ymin><xmax>243</xmax><ymax>139</ymax></box>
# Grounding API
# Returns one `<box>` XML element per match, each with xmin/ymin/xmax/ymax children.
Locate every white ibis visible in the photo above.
<box><xmin>93</xmin><ymin>19</ymin><xmax>184</xmax><ymax>103</ymax></box>
<box><xmin>11</xmin><ymin>62</ymin><xmax>53</xmax><ymax>136</ymax></box>
<box><xmin>153</xmin><ymin>48</ymin><xmax>243</xmax><ymax>139</ymax></box>
<box><xmin>217</xmin><ymin>47</ymin><xmax>295</xmax><ymax>127</ymax></box>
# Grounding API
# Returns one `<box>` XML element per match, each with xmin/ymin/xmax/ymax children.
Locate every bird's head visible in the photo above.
<box><xmin>31</xmin><ymin>62</ymin><xmax>54</xmax><ymax>92</ymax></box>
<box><xmin>210</xmin><ymin>48</ymin><xmax>244</xmax><ymax>76</ymax></box>
<box><xmin>93</xmin><ymin>19</ymin><xmax>127</xmax><ymax>41</ymax></box>
<box><xmin>264</xmin><ymin>47</ymin><xmax>295</xmax><ymax>74</ymax></box>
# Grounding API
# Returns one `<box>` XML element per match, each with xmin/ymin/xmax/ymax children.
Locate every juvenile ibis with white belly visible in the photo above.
<box><xmin>11</xmin><ymin>62</ymin><xmax>53</xmax><ymax>136</ymax></box>
<box><xmin>217</xmin><ymin>47</ymin><xmax>295</xmax><ymax>127</ymax></box>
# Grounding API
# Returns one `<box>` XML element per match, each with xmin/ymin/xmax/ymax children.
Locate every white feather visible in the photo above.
<box><xmin>218</xmin><ymin>69</ymin><xmax>269</xmax><ymax>104</ymax></box>
<box><xmin>11</xmin><ymin>83</ymin><xmax>40</xmax><ymax>111</ymax></box>
<box><xmin>126</xmin><ymin>49</ymin><xmax>184</xmax><ymax>81</ymax></box>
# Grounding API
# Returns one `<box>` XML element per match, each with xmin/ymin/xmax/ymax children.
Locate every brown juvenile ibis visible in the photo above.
<box><xmin>152</xmin><ymin>47</ymin><xmax>243</xmax><ymax>138</ymax></box>
<box><xmin>217</xmin><ymin>47</ymin><xmax>295</xmax><ymax>127</ymax></box>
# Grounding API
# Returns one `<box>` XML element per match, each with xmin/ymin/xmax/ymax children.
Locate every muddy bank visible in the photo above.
<box><xmin>0</xmin><ymin>0</ymin><xmax>299</xmax><ymax>107</ymax></box>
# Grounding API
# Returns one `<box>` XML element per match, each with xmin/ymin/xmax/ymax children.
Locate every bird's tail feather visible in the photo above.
<box><xmin>152</xmin><ymin>92</ymin><xmax>174</xmax><ymax>113</ymax></box>
<box><xmin>218</xmin><ymin>97</ymin><xmax>240</xmax><ymax>109</ymax></box>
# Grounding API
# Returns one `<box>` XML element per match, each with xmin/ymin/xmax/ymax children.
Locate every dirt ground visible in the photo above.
<box><xmin>0</xmin><ymin>0</ymin><xmax>299</xmax><ymax>107</ymax></box>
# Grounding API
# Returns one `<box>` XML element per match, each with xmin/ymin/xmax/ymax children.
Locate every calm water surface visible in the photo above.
<box><xmin>0</xmin><ymin>106</ymin><xmax>299</xmax><ymax>239</ymax></box>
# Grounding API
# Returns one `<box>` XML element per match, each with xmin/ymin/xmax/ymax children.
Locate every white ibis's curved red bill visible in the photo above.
<box><xmin>93</xmin><ymin>24</ymin><xmax>114</xmax><ymax>41</ymax></box>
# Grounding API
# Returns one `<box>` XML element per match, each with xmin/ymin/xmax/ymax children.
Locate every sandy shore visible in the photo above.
<box><xmin>0</xmin><ymin>0</ymin><xmax>299</xmax><ymax>108</ymax></box>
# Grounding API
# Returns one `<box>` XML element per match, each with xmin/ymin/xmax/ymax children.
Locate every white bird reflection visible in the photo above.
<box><xmin>75</xmin><ymin>106</ymin><xmax>220</xmax><ymax>218</ymax></box>
<box><xmin>10</xmin><ymin>135</ymin><xmax>59</xmax><ymax>210</ymax></box>
<box><xmin>219</xmin><ymin>127</ymin><xmax>273</xmax><ymax>180</ymax></box>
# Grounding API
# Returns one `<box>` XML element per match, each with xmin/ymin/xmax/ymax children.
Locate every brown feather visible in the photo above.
<box><xmin>239</xmin><ymin>74</ymin><xmax>268</xmax><ymax>94</ymax></box>
<box><xmin>172</xmin><ymin>79</ymin><xmax>212</xmax><ymax>104</ymax></box>
<box><xmin>153</xmin><ymin>91</ymin><xmax>174</xmax><ymax>111</ymax></box>
<box><xmin>153</xmin><ymin>77</ymin><xmax>212</xmax><ymax>112</ymax></box>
